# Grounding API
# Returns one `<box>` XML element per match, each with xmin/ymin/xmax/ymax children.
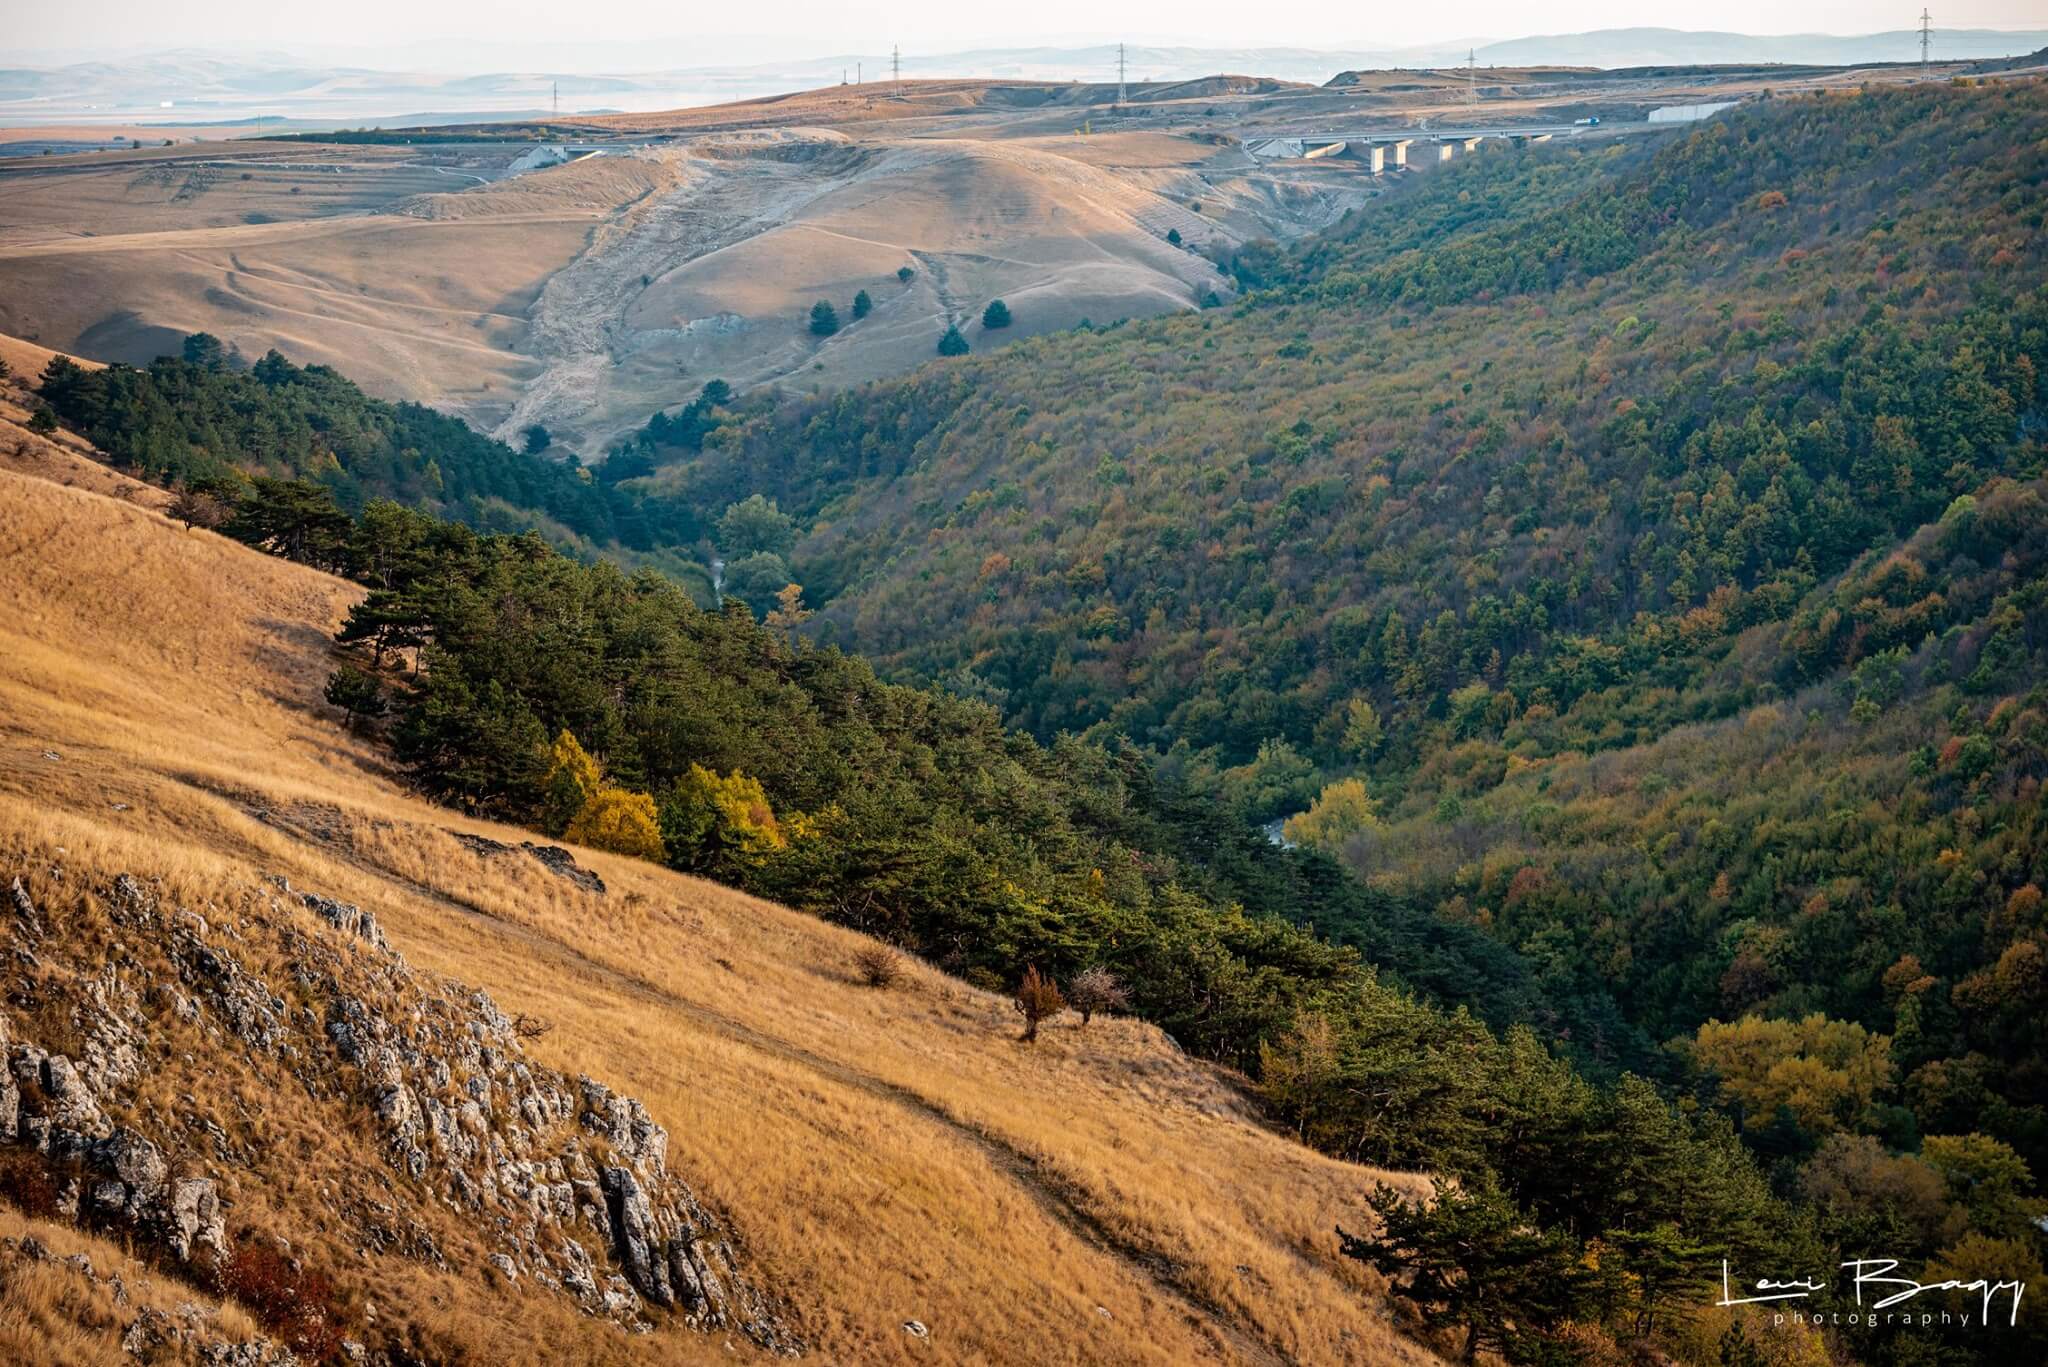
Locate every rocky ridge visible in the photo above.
<box><xmin>1</xmin><ymin>864</ymin><xmax>797</xmax><ymax>1357</ymax></box>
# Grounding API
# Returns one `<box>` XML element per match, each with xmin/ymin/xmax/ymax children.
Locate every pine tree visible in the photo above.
<box><xmin>937</xmin><ymin>325</ymin><xmax>970</xmax><ymax>357</ymax></box>
<box><xmin>658</xmin><ymin>765</ymin><xmax>790</xmax><ymax>875</ymax></box>
<box><xmin>981</xmin><ymin>299</ymin><xmax>1011</xmax><ymax>329</ymax></box>
<box><xmin>809</xmin><ymin>300</ymin><xmax>840</xmax><ymax>336</ymax></box>
<box><xmin>324</xmin><ymin>665</ymin><xmax>387</xmax><ymax>729</ymax></box>
<box><xmin>851</xmin><ymin>289</ymin><xmax>873</xmax><ymax>320</ymax></box>
<box><xmin>1340</xmin><ymin>1179</ymin><xmax>1595</xmax><ymax>1363</ymax></box>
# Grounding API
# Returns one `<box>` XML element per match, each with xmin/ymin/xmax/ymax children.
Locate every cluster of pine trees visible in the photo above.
<box><xmin>35</xmin><ymin>341</ymin><xmax>710</xmax><ymax>559</ymax></box>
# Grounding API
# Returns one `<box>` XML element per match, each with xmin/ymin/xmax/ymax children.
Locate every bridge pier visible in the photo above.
<box><xmin>1367</xmin><ymin>145</ymin><xmax>1385</xmax><ymax>174</ymax></box>
<box><xmin>1463</xmin><ymin>137</ymin><xmax>1483</xmax><ymax>153</ymax></box>
<box><xmin>1437</xmin><ymin>141</ymin><xmax>1454</xmax><ymax>163</ymax></box>
<box><xmin>1390</xmin><ymin>139</ymin><xmax>1412</xmax><ymax>169</ymax></box>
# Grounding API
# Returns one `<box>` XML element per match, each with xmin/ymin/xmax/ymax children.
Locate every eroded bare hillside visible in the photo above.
<box><xmin>0</xmin><ymin>109</ymin><xmax>1374</xmax><ymax>459</ymax></box>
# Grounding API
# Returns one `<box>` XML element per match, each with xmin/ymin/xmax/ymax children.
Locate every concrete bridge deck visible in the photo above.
<box><xmin>1273</xmin><ymin>124</ymin><xmax>1587</xmax><ymax>143</ymax></box>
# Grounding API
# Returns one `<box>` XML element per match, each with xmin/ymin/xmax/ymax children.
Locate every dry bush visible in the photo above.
<box><xmin>215</xmin><ymin>1239</ymin><xmax>347</xmax><ymax>1360</ymax></box>
<box><xmin>0</xmin><ymin>1149</ymin><xmax>64</xmax><ymax>1220</ymax></box>
<box><xmin>168</xmin><ymin>482</ymin><xmax>229</xmax><ymax>532</ymax></box>
<box><xmin>1013</xmin><ymin>966</ymin><xmax>1066</xmax><ymax>1043</ymax></box>
<box><xmin>1067</xmin><ymin>966</ymin><xmax>1130</xmax><ymax>1025</ymax></box>
<box><xmin>852</xmin><ymin>944</ymin><xmax>903</xmax><ymax>989</ymax></box>
<box><xmin>511</xmin><ymin>1011</ymin><xmax>554</xmax><ymax>1040</ymax></box>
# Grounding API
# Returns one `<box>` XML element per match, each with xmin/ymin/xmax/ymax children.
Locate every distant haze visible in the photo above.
<box><xmin>13</xmin><ymin>4</ymin><xmax>2048</xmax><ymax>71</ymax></box>
<box><xmin>5</xmin><ymin>24</ymin><xmax>2044</xmax><ymax>129</ymax></box>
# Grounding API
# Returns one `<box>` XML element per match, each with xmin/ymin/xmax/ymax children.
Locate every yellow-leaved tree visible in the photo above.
<box><xmin>564</xmin><ymin>787</ymin><xmax>667</xmax><ymax>861</ymax></box>
<box><xmin>1692</xmin><ymin>1013</ymin><xmax>1893</xmax><ymax>1136</ymax></box>
<box><xmin>1282</xmin><ymin>777</ymin><xmax>1380</xmax><ymax>855</ymax></box>
<box><xmin>540</xmin><ymin>729</ymin><xmax>665</xmax><ymax>861</ymax></box>
<box><xmin>659</xmin><ymin>764</ymin><xmax>791</xmax><ymax>874</ymax></box>
<box><xmin>541</xmin><ymin>729</ymin><xmax>602</xmax><ymax>837</ymax></box>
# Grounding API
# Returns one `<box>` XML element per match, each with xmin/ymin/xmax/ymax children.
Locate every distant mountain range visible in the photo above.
<box><xmin>4</xmin><ymin>27</ymin><xmax>2043</xmax><ymax>127</ymax></box>
<box><xmin>1463</xmin><ymin>26</ymin><xmax>2045</xmax><ymax>68</ymax></box>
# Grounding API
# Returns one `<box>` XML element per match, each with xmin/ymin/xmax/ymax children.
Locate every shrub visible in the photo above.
<box><xmin>1166</xmin><ymin>227</ymin><xmax>1182</xmax><ymax>246</ymax></box>
<box><xmin>216</xmin><ymin>1239</ymin><xmax>346</xmax><ymax>1360</ymax></box>
<box><xmin>522</xmin><ymin>424</ymin><xmax>552</xmax><ymax>455</ymax></box>
<box><xmin>540</xmin><ymin>730</ymin><xmax>603</xmax><ymax>837</ymax></box>
<box><xmin>896</xmin><ymin>265</ymin><xmax>915</xmax><ymax>282</ymax></box>
<box><xmin>0</xmin><ymin>1149</ymin><xmax>64</xmax><ymax>1219</ymax></box>
<box><xmin>854</xmin><ymin>944</ymin><xmax>903</xmax><ymax>988</ymax></box>
<box><xmin>27</xmin><ymin>406</ymin><xmax>57</xmax><ymax>435</ymax></box>
<box><xmin>564</xmin><ymin>787</ymin><xmax>667</xmax><ymax>860</ymax></box>
<box><xmin>1014</xmin><ymin>966</ymin><xmax>1065</xmax><ymax>1043</ymax></box>
<box><xmin>981</xmin><ymin>299</ymin><xmax>1011</xmax><ymax>329</ymax></box>
<box><xmin>1067</xmin><ymin>966</ymin><xmax>1129</xmax><ymax>1024</ymax></box>
<box><xmin>170</xmin><ymin>483</ymin><xmax>230</xmax><ymax>531</ymax></box>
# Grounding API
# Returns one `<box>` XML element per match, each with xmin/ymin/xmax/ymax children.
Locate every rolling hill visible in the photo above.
<box><xmin>0</xmin><ymin>101</ymin><xmax>1371</xmax><ymax>460</ymax></box>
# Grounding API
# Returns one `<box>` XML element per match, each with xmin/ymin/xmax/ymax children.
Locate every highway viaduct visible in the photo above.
<box><xmin>1245</xmin><ymin>123</ymin><xmax>1586</xmax><ymax>172</ymax></box>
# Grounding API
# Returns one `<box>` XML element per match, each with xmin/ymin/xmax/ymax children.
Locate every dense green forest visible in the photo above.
<box><xmin>34</xmin><ymin>340</ymin><xmax>717</xmax><ymax>583</ymax></box>
<box><xmin>657</xmin><ymin>84</ymin><xmax>2045</xmax><ymax>777</ymax></box>
<box><xmin>32</xmin><ymin>77</ymin><xmax>2048</xmax><ymax>1363</ymax></box>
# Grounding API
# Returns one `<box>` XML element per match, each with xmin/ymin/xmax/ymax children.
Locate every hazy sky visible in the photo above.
<box><xmin>17</xmin><ymin>1</ymin><xmax>2047</xmax><ymax>67</ymax></box>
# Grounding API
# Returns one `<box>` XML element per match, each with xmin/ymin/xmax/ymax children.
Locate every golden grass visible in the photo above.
<box><xmin>0</xmin><ymin>462</ymin><xmax>1441</xmax><ymax>1365</ymax></box>
<box><xmin>0</xmin><ymin>1206</ymin><xmax>267</xmax><ymax>1366</ymax></box>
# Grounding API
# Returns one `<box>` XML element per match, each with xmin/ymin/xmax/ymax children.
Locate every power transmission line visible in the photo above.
<box><xmin>1921</xmin><ymin>8</ymin><xmax>1933</xmax><ymax>67</ymax></box>
<box><xmin>893</xmin><ymin>45</ymin><xmax>901</xmax><ymax>92</ymax></box>
<box><xmin>1118</xmin><ymin>42</ymin><xmax>1127</xmax><ymax>108</ymax></box>
<box><xmin>1468</xmin><ymin>48</ymin><xmax>1477</xmax><ymax>107</ymax></box>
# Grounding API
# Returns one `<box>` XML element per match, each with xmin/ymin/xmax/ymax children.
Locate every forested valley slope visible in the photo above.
<box><xmin>663</xmin><ymin>80</ymin><xmax>2048</xmax><ymax>1167</ymax></box>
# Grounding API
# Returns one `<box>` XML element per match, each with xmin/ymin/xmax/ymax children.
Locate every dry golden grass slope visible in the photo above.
<box><xmin>0</xmin><ymin>1205</ymin><xmax>279</xmax><ymax>1365</ymax></box>
<box><xmin>0</xmin><ymin>433</ymin><xmax>1440</xmax><ymax>1363</ymax></box>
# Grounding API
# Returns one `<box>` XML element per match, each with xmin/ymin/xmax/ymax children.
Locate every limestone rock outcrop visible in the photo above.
<box><xmin>1</xmin><ymin>865</ymin><xmax>798</xmax><ymax>1356</ymax></box>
